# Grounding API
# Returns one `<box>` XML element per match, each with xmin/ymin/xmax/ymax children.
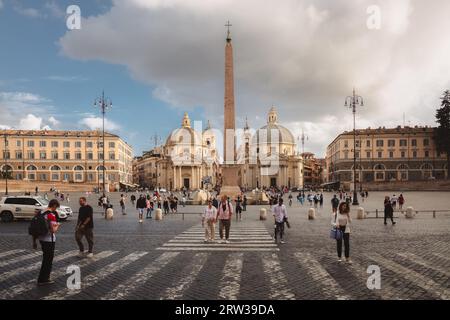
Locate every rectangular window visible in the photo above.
<box><xmin>99</xmin><ymin>153</ymin><xmax>104</xmax><ymax>160</ymax></box>
<box><xmin>355</xmin><ymin>140</ymin><xmax>360</xmax><ymax>148</ymax></box>
<box><xmin>63</xmin><ymin>141</ymin><xmax>70</xmax><ymax>148</ymax></box>
<box><xmin>28</xmin><ymin>151</ymin><xmax>35</xmax><ymax>159</ymax></box>
<box><xmin>39</xmin><ymin>141</ymin><xmax>46</xmax><ymax>148</ymax></box>
<box><xmin>87</xmin><ymin>152</ymin><xmax>93</xmax><ymax>160</ymax></box>
<box><xmin>355</xmin><ymin>151</ymin><xmax>359</xmax><ymax>158</ymax></box>
<box><xmin>413</xmin><ymin>151</ymin><xmax>417</xmax><ymax>158</ymax></box>
<box><xmin>75</xmin><ymin>141</ymin><xmax>82</xmax><ymax>148</ymax></box>
<box><xmin>51</xmin><ymin>141</ymin><xmax>58</xmax><ymax>148</ymax></box>
<box><xmin>425</xmin><ymin>151</ymin><xmax>429</xmax><ymax>158</ymax></box>
<box><xmin>39</xmin><ymin>174</ymin><xmax>47</xmax><ymax>181</ymax></box>
<box><xmin>388</xmin><ymin>140</ymin><xmax>395</xmax><ymax>147</ymax></box>
<box><xmin>3</xmin><ymin>151</ymin><xmax>10</xmax><ymax>159</ymax></box>
<box><xmin>389</xmin><ymin>151</ymin><xmax>394</xmax><ymax>158</ymax></box>
<box><xmin>51</xmin><ymin>173</ymin><xmax>59</xmax><ymax>181</ymax></box>
<box><xmin>400</xmin><ymin>139</ymin><xmax>407</xmax><ymax>147</ymax></box>
<box><xmin>423</xmin><ymin>139</ymin><xmax>430</xmax><ymax>146</ymax></box>
<box><xmin>27</xmin><ymin>141</ymin><xmax>35</xmax><ymax>147</ymax></box>
<box><xmin>109</xmin><ymin>142</ymin><xmax>115</xmax><ymax>148</ymax></box>
<box><xmin>87</xmin><ymin>173</ymin><xmax>94</xmax><ymax>181</ymax></box>
<box><xmin>39</xmin><ymin>152</ymin><xmax>46</xmax><ymax>160</ymax></box>
<box><xmin>411</xmin><ymin>139</ymin><xmax>417</xmax><ymax>147</ymax></box>
<box><xmin>86</xmin><ymin>141</ymin><xmax>93</xmax><ymax>148</ymax></box>
<box><xmin>64</xmin><ymin>152</ymin><xmax>70</xmax><ymax>160</ymax></box>
<box><xmin>75</xmin><ymin>152</ymin><xmax>82</xmax><ymax>160</ymax></box>
<box><xmin>366</xmin><ymin>151</ymin><xmax>371</xmax><ymax>158</ymax></box>
<box><xmin>401</xmin><ymin>151</ymin><xmax>406</xmax><ymax>158</ymax></box>
<box><xmin>366</xmin><ymin>140</ymin><xmax>371</xmax><ymax>147</ymax></box>
<box><xmin>378</xmin><ymin>151</ymin><xmax>382</xmax><ymax>158</ymax></box>
<box><xmin>376</xmin><ymin>140</ymin><xmax>384</xmax><ymax>147</ymax></box>
<box><xmin>51</xmin><ymin>151</ymin><xmax>58</xmax><ymax>160</ymax></box>
<box><xmin>16</xmin><ymin>151</ymin><xmax>22</xmax><ymax>159</ymax></box>
<box><xmin>75</xmin><ymin>173</ymin><xmax>83</xmax><ymax>181</ymax></box>
<box><xmin>16</xmin><ymin>140</ymin><xmax>21</xmax><ymax>147</ymax></box>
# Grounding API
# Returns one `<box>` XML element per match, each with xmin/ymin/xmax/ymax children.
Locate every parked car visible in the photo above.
<box><xmin>0</xmin><ymin>196</ymin><xmax>73</xmax><ymax>223</ymax></box>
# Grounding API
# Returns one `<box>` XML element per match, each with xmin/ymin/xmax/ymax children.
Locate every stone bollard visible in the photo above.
<box><xmin>155</xmin><ymin>208</ymin><xmax>163</xmax><ymax>221</ymax></box>
<box><xmin>308</xmin><ymin>208</ymin><xmax>315</xmax><ymax>220</ymax></box>
<box><xmin>357</xmin><ymin>207</ymin><xmax>365</xmax><ymax>219</ymax></box>
<box><xmin>405</xmin><ymin>206</ymin><xmax>415</xmax><ymax>219</ymax></box>
<box><xmin>260</xmin><ymin>208</ymin><xmax>267</xmax><ymax>221</ymax></box>
<box><xmin>106</xmin><ymin>208</ymin><xmax>114</xmax><ymax>220</ymax></box>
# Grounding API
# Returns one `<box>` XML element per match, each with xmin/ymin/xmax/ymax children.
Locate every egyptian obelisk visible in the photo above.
<box><xmin>220</xmin><ymin>21</ymin><xmax>241</xmax><ymax>197</ymax></box>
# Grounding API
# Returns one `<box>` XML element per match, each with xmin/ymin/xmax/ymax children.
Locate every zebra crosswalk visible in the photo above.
<box><xmin>156</xmin><ymin>222</ymin><xmax>279</xmax><ymax>252</ymax></box>
<box><xmin>0</xmin><ymin>245</ymin><xmax>448</xmax><ymax>300</ymax></box>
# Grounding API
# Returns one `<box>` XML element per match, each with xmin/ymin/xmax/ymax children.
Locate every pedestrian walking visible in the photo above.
<box><xmin>384</xmin><ymin>196</ymin><xmax>396</xmax><ymax>225</ymax></box>
<box><xmin>163</xmin><ymin>197</ymin><xmax>169</xmax><ymax>215</ymax></box>
<box><xmin>202</xmin><ymin>200</ymin><xmax>217</xmax><ymax>242</ymax></box>
<box><xmin>136</xmin><ymin>195</ymin><xmax>146</xmax><ymax>223</ymax></box>
<box><xmin>130</xmin><ymin>194</ymin><xmax>136</xmax><ymax>206</ymax></box>
<box><xmin>319</xmin><ymin>193</ymin><xmax>324</xmax><ymax>209</ymax></box>
<box><xmin>146</xmin><ymin>198</ymin><xmax>153</xmax><ymax>219</ymax></box>
<box><xmin>333</xmin><ymin>202</ymin><xmax>352</xmax><ymax>263</ymax></box>
<box><xmin>66</xmin><ymin>194</ymin><xmax>70</xmax><ymax>203</ymax></box>
<box><xmin>75</xmin><ymin>197</ymin><xmax>94</xmax><ymax>258</ymax></box>
<box><xmin>120</xmin><ymin>194</ymin><xmax>126</xmax><ymax>215</ymax></box>
<box><xmin>398</xmin><ymin>194</ymin><xmax>405</xmax><ymax>210</ymax></box>
<box><xmin>391</xmin><ymin>194</ymin><xmax>398</xmax><ymax>210</ymax></box>
<box><xmin>216</xmin><ymin>195</ymin><xmax>233</xmax><ymax>244</ymax></box>
<box><xmin>35</xmin><ymin>186</ymin><xmax>39</xmax><ymax>195</ymax></box>
<box><xmin>331</xmin><ymin>194</ymin><xmax>340</xmax><ymax>213</ymax></box>
<box><xmin>242</xmin><ymin>195</ymin><xmax>247</xmax><ymax>211</ymax></box>
<box><xmin>235</xmin><ymin>196</ymin><xmax>243</xmax><ymax>221</ymax></box>
<box><xmin>30</xmin><ymin>199</ymin><xmax>61</xmax><ymax>286</ymax></box>
<box><xmin>273</xmin><ymin>198</ymin><xmax>288</xmax><ymax>244</ymax></box>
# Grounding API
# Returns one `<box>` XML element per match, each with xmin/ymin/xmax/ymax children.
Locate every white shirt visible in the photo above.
<box><xmin>273</xmin><ymin>204</ymin><xmax>288</xmax><ymax>223</ymax></box>
<box><xmin>203</xmin><ymin>206</ymin><xmax>217</xmax><ymax>221</ymax></box>
<box><xmin>332</xmin><ymin>212</ymin><xmax>351</xmax><ymax>233</ymax></box>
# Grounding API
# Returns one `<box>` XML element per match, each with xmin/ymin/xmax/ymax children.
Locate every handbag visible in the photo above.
<box><xmin>330</xmin><ymin>213</ymin><xmax>343</xmax><ymax>240</ymax></box>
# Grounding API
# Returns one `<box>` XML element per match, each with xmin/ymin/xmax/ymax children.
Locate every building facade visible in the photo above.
<box><xmin>0</xmin><ymin>129</ymin><xmax>133</xmax><ymax>190</ymax></box>
<box><xmin>133</xmin><ymin>113</ymin><xmax>220</xmax><ymax>191</ymax></box>
<box><xmin>326</xmin><ymin>126</ymin><xmax>448</xmax><ymax>188</ymax></box>
<box><xmin>238</xmin><ymin>107</ymin><xmax>304</xmax><ymax>190</ymax></box>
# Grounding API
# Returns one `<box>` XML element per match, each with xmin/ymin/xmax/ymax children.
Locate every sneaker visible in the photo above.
<box><xmin>37</xmin><ymin>280</ymin><xmax>54</xmax><ymax>286</ymax></box>
<box><xmin>225</xmin><ymin>240</ymin><xmax>230</xmax><ymax>244</ymax></box>
<box><xmin>338</xmin><ymin>258</ymin><xmax>342</xmax><ymax>262</ymax></box>
<box><xmin>86</xmin><ymin>253</ymin><xmax>94</xmax><ymax>258</ymax></box>
<box><xmin>204</xmin><ymin>239</ymin><xmax>209</xmax><ymax>243</ymax></box>
<box><xmin>139</xmin><ymin>219</ymin><xmax>143</xmax><ymax>223</ymax></box>
<box><xmin>78</xmin><ymin>252</ymin><xmax>85</xmax><ymax>258</ymax></box>
<box><xmin>392</xmin><ymin>222</ymin><xmax>396</xmax><ymax>225</ymax></box>
<box><xmin>280</xmin><ymin>240</ymin><xmax>285</xmax><ymax>244</ymax></box>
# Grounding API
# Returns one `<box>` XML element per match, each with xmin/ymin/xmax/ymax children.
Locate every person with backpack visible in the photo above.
<box><xmin>30</xmin><ymin>199</ymin><xmax>61</xmax><ymax>286</ymax></box>
<box><xmin>332</xmin><ymin>202</ymin><xmax>352</xmax><ymax>263</ymax></box>
<box><xmin>273</xmin><ymin>198</ymin><xmax>288</xmax><ymax>244</ymax></box>
<box><xmin>216</xmin><ymin>195</ymin><xmax>233</xmax><ymax>243</ymax></box>
<box><xmin>331</xmin><ymin>195</ymin><xmax>340</xmax><ymax>213</ymax></box>
<box><xmin>76</xmin><ymin>197</ymin><xmax>94</xmax><ymax>258</ymax></box>
<box><xmin>384</xmin><ymin>196</ymin><xmax>396</xmax><ymax>225</ymax></box>
<box><xmin>136</xmin><ymin>194</ymin><xmax>146</xmax><ymax>223</ymax></box>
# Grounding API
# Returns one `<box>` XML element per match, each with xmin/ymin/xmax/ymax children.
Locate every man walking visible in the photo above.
<box><xmin>216</xmin><ymin>195</ymin><xmax>233</xmax><ymax>244</ymax></box>
<box><xmin>273</xmin><ymin>198</ymin><xmax>288</xmax><ymax>244</ymax></box>
<box><xmin>136</xmin><ymin>194</ymin><xmax>146</xmax><ymax>223</ymax></box>
<box><xmin>32</xmin><ymin>199</ymin><xmax>60</xmax><ymax>286</ymax></box>
<box><xmin>331</xmin><ymin>194</ymin><xmax>340</xmax><ymax>213</ymax></box>
<box><xmin>76</xmin><ymin>197</ymin><xmax>94</xmax><ymax>258</ymax></box>
<box><xmin>384</xmin><ymin>196</ymin><xmax>396</xmax><ymax>225</ymax></box>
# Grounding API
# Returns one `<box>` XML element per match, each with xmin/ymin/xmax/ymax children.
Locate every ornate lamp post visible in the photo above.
<box><xmin>94</xmin><ymin>91</ymin><xmax>112</xmax><ymax>197</ymax></box>
<box><xmin>345</xmin><ymin>88</ymin><xmax>364</xmax><ymax>205</ymax></box>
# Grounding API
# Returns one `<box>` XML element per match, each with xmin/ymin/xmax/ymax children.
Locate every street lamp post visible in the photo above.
<box><xmin>94</xmin><ymin>91</ymin><xmax>112</xmax><ymax>198</ymax></box>
<box><xmin>345</xmin><ymin>88</ymin><xmax>364</xmax><ymax>206</ymax></box>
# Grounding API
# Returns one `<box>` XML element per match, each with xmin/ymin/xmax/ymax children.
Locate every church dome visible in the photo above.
<box><xmin>252</xmin><ymin>107</ymin><xmax>296</xmax><ymax>146</ymax></box>
<box><xmin>165</xmin><ymin>113</ymin><xmax>203</xmax><ymax>147</ymax></box>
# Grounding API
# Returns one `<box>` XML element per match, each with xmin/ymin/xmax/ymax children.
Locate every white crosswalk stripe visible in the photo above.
<box><xmin>42</xmin><ymin>252</ymin><xmax>148</xmax><ymax>300</ymax></box>
<box><xmin>0</xmin><ymin>251</ymin><xmax>41</xmax><ymax>268</ymax></box>
<box><xmin>0</xmin><ymin>250</ymin><xmax>78</xmax><ymax>283</ymax></box>
<box><xmin>0</xmin><ymin>249</ymin><xmax>26</xmax><ymax>259</ymax></box>
<box><xmin>294</xmin><ymin>252</ymin><xmax>351</xmax><ymax>300</ymax></box>
<box><xmin>397</xmin><ymin>252</ymin><xmax>450</xmax><ymax>277</ymax></box>
<box><xmin>368</xmin><ymin>252</ymin><xmax>450</xmax><ymax>300</ymax></box>
<box><xmin>159</xmin><ymin>253</ymin><xmax>208</xmax><ymax>300</ymax></box>
<box><xmin>100</xmin><ymin>252</ymin><xmax>180</xmax><ymax>300</ymax></box>
<box><xmin>261</xmin><ymin>253</ymin><xmax>296</xmax><ymax>300</ymax></box>
<box><xmin>0</xmin><ymin>251</ymin><xmax>116</xmax><ymax>300</ymax></box>
<box><xmin>157</xmin><ymin>223</ymin><xmax>279</xmax><ymax>252</ymax></box>
<box><xmin>218</xmin><ymin>253</ymin><xmax>243</xmax><ymax>300</ymax></box>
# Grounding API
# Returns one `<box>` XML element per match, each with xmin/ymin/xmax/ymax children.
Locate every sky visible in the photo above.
<box><xmin>1</xmin><ymin>0</ymin><xmax>450</xmax><ymax>158</ymax></box>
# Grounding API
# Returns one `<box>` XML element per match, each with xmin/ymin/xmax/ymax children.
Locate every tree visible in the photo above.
<box><xmin>435</xmin><ymin>90</ymin><xmax>450</xmax><ymax>180</ymax></box>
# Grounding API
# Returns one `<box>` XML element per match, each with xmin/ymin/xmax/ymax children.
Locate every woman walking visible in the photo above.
<box><xmin>332</xmin><ymin>202</ymin><xmax>352</xmax><ymax>263</ymax></box>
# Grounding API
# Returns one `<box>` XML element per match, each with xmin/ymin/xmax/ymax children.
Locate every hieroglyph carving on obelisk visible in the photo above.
<box><xmin>224</xmin><ymin>20</ymin><xmax>236</xmax><ymax>165</ymax></box>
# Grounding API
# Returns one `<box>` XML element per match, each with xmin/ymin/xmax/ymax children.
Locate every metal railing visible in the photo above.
<box><xmin>364</xmin><ymin>209</ymin><xmax>450</xmax><ymax>219</ymax></box>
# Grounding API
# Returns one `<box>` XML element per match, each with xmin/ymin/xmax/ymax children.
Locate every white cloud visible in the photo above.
<box><xmin>44</xmin><ymin>1</ymin><xmax>65</xmax><ymax>18</ymax></box>
<box><xmin>0</xmin><ymin>1</ymin><xmax>4</xmax><ymax>10</ymax></box>
<box><xmin>44</xmin><ymin>75</ymin><xmax>88</xmax><ymax>82</ymax></box>
<box><xmin>58</xmin><ymin>0</ymin><xmax>450</xmax><ymax>155</ymax></box>
<box><xmin>48</xmin><ymin>116</ymin><xmax>59</xmax><ymax>126</ymax></box>
<box><xmin>13</xmin><ymin>5</ymin><xmax>42</xmax><ymax>18</ymax></box>
<box><xmin>18</xmin><ymin>114</ymin><xmax>44</xmax><ymax>130</ymax></box>
<box><xmin>79</xmin><ymin>116</ymin><xmax>120</xmax><ymax>131</ymax></box>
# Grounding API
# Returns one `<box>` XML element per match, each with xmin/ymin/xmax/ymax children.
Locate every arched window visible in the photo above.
<box><xmin>50</xmin><ymin>165</ymin><xmax>61</xmax><ymax>171</ymax></box>
<box><xmin>374</xmin><ymin>164</ymin><xmax>385</xmax><ymax>181</ymax></box>
<box><xmin>397</xmin><ymin>164</ymin><xmax>409</xmax><ymax>170</ymax></box>
<box><xmin>374</xmin><ymin>164</ymin><xmax>386</xmax><ymax>170</ymax></box>
<box><xmin>397</xmin><ymin>164</ymin><xmax>409</xmax><ymax>181</ymax></box>
<box><xmin>421</xmin><ymin>163</ymin><xmax>433</xmax><ymax>180</ymax></box>
<box><xmin>97</xmin><ymin>165</ymin><xmax>106</xmax><ymax>171</ymax></box>
<box><xmin>421</xmin><ymin>163</ymin><xmax>433</xmax><ymax>170</ymax></box>
<box><xmin>74</xmin><ymin>165</ymin><xmax>84</xmax><ymax>171</ymax></box>
<box><xmin>26</xmin><ymin>165</ymin><xmax>37</xmax><ymax>171</ymax></box>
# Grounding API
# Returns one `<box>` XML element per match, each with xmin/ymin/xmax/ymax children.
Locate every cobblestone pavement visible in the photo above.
<box><xmin>0</xmin><ymin>191</ymin><xmax>449</xmax><ymax>300</ymax></box>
